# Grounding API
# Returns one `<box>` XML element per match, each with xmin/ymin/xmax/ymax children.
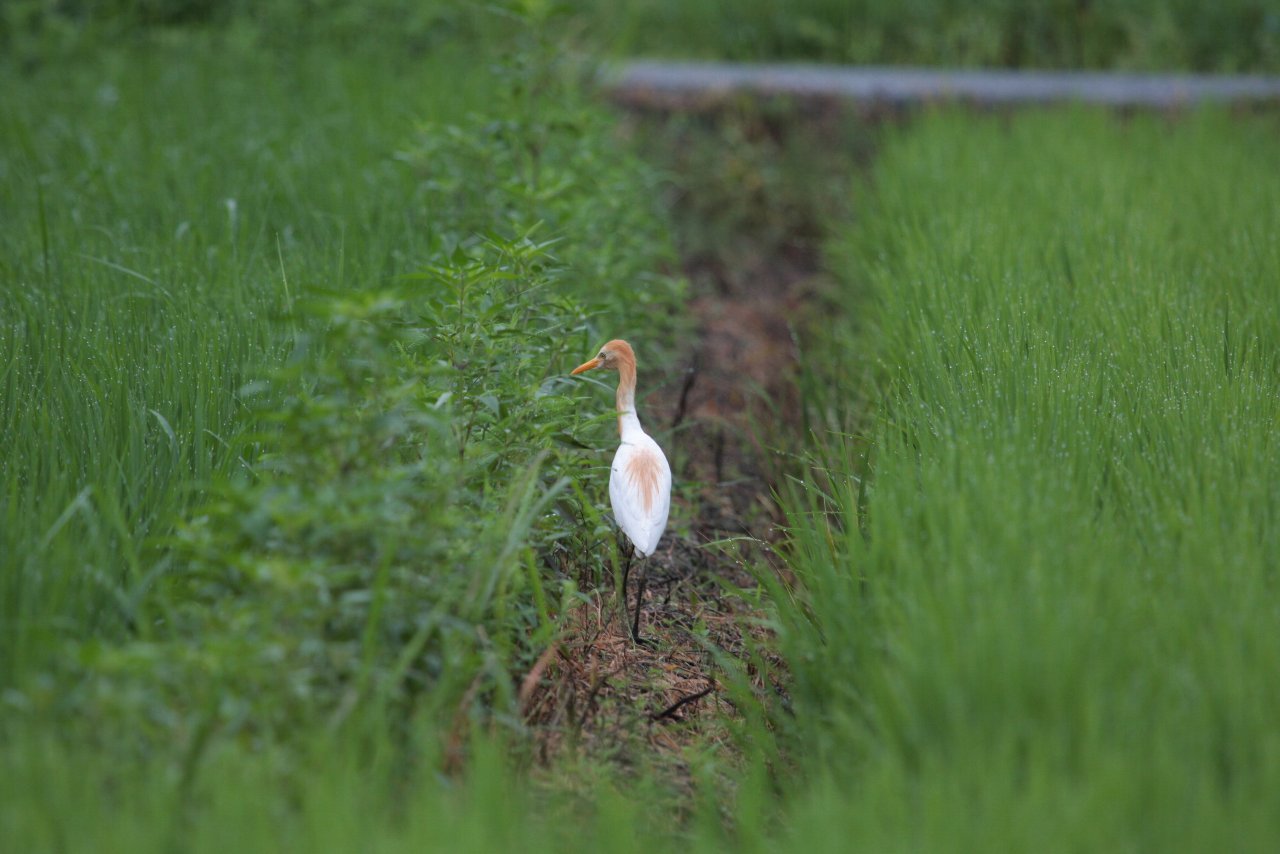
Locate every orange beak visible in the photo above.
<box><xmin>571</xmin><ymin>356</ymin><xmax>602</xmax><ymax>375</ymax></box>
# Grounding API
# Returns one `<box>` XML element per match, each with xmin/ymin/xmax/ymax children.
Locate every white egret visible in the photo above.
<box><xmin>572</xmin><ymin>339</ymin><xmax>671</xmax><ymax>643</ymax></box>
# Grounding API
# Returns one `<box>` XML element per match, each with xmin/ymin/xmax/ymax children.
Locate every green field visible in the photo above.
<box><xmin>4</xmin><ymin>2</ymin><xmax>1280</xmax><ymax>850</ymax></box>
<box><xmin>0</xmin><ymin>36</ymin><xmax>507</xmax><ymax>683</ymax></box>
<box><xmin>776</xmin><ymin>109</ymin><xmax>1280</xmax><ymax>849</ymax></box>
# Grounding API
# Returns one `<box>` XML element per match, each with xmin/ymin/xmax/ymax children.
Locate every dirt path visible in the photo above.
<box><xmin>524</xmin><ymin>248</ymin><xmax>813</xmax><ymax>770</ymax></box>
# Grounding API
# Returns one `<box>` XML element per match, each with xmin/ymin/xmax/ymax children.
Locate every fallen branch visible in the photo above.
<box><xmin>650</xmin><ymin>682</ymin><xmax>717</xmax><ymax>722</ymax></box>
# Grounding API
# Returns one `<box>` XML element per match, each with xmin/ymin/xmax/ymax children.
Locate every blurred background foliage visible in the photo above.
<box><xmin>5</xmin><ymin>0</ymin><xmax>1278</xmax><ymax>71</ymax></box>
<box><xmin>579</xmin><ymin>0</ymin><xmax>1280</xmax><ymax>72</ymax></box>
<box><xmin>1</xmin><ymin>0</ymin><xmax>483</xmax><ymax>63</ymax></box>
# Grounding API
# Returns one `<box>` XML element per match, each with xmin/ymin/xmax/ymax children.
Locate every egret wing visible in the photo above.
<box><xmin>609</xmin><ymin>438</ymin><xmax>671</xmax><ymax>557</ymax></box>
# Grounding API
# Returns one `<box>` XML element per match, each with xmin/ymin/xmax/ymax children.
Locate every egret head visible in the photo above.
<box><xmin>571</xmin><ymin>339</ymin><xmax>635</xmax><ymax>375</ymax></box>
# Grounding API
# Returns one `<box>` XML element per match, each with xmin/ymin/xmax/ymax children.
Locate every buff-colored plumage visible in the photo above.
<box><xmin>610</xmin><ymin>432</ymin><xmax>670</xmax><ymax>557</ymax></box>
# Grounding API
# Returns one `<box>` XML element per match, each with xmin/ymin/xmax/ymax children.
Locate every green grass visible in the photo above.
<box><xmin>775</xmin><ymin>108</ymin><xmax>1280</xmax><ymax>848</ymax></box>
<box><xmin>1</xmin><ymin>726</ymin><xmax>691</xmax><ymax>853</ymax></box>
<box><xmin>0</xmin><ymin>35</ymin><xmax>498</xmax><ymax>682</ymax></box>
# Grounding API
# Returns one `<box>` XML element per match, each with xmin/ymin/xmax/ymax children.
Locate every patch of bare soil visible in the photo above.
<box><xmin>522</xmin><ymin>266</ymin><xmax>808</xmax><ymax>768</ymax></box>
<box><xmin>521</xmin><ymin>104</ymin><xmax>851</xmax><ymax>778</ymax></box>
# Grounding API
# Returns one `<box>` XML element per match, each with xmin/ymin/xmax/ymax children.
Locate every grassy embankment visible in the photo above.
<box><xmin>774</xmin><ymin>109</ymin><xmax>1280</xmax><ymax>849</ymax></box>
<box><xmin>1</xmin><ymin>15</ymin><xmax>703</xmax><ymax>851</ymax></box>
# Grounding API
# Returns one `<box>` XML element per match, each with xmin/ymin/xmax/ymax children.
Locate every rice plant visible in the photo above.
<box><xmin>776</xmin><ymin>108</ymin><xmax>1280</xmax><ymax>849</ymax></box>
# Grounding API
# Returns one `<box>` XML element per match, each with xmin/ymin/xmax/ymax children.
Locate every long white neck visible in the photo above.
<box><xmin>616</xmin><ymin>361</ymin><xmax>646</xmax><ymax>440</ymax></box>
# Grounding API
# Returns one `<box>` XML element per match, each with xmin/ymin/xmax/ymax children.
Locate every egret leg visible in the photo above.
<box><xmin>616</xmin><ymin>540</ymin><xmax>652</xmax><ymax>646</ymax></box>
<box><xmin>631</xmin><ymin>562</ymin><xmax>651</xmax><ymax>646</ymax></box>
<box><xmin>619</xmin><ymin>540</ymin><xmax>634</xmax><ymax>614</ymax></box>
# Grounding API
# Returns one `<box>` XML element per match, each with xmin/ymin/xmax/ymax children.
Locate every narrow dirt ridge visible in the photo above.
<box><xmin>522</xmin><ymin>107</ymin><xmax>836</xmax><ymax>772</ymax></box>
<box><xmin>523</xmin><ymin>256</ymin><xmax>811</xmax><ymax>766</ymax></box>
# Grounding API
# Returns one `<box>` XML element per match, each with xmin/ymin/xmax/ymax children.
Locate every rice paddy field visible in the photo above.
<box><xmin>0</xmin><ymin>36</ymin><xmax>502</xmax><ymax>683</ymax></box>
<box><xmin>778</xmin><ymin>108</ymin><xmax>1280</xmax><ymax>849</ymax></box>
<box><xmin>3</xmin><ymin>2</ymin><xmax>1280</xmax><ymax>850</ymax></box>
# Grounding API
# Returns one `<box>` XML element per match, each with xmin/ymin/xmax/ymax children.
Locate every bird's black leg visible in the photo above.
<box><xmin>631</xmin><ymin>562</ymin><xmax>652</xmax><ymax>646</ymax></box>
<box><xmin>616</xmin><ymin>538</ymin><xmax>652</xmax><ymax>646</ymax></box>
<box><xmin>619</xmin><ymin>539</ymin><xmax>634</xmax><ymax>615</ymax></box>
